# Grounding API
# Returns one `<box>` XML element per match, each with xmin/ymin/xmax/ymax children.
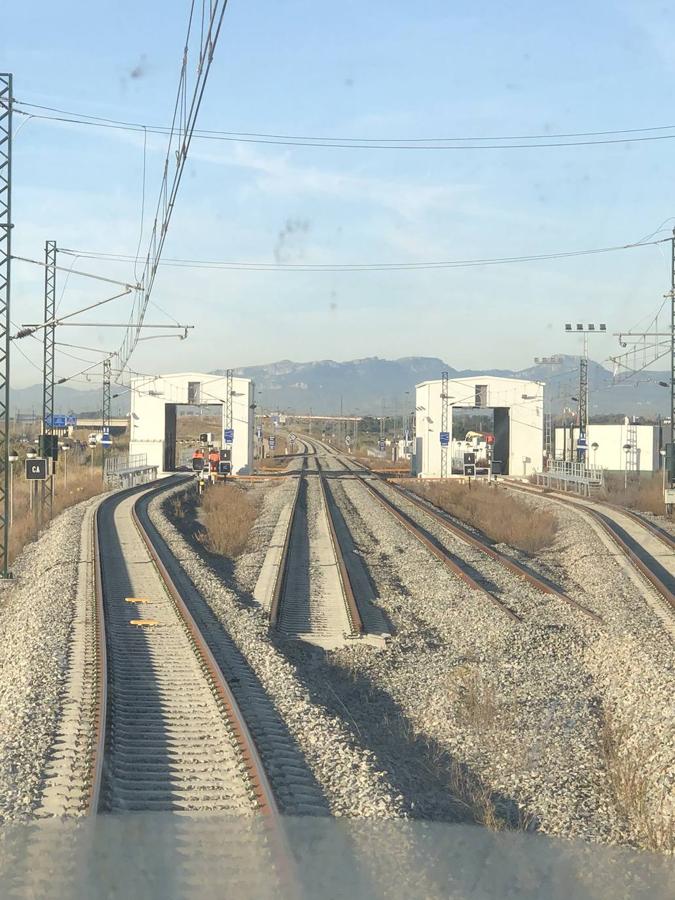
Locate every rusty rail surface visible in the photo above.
<box><xmin>87</xmin><ymin>480</ymin><xmax>281</xmax><ymax>818</ymax></box>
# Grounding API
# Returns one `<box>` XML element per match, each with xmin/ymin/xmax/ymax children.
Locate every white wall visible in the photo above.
<box><xmin>129</xmin><ymin>372</ymin><xmax>254</xmax><ymax>475</ymax></box>
<box><xmin>554</xmin><ymin>424</ymin><xmax>659</xmax><ymax>472</ymax></box>
<box><xmin>414</xmin><ymin>376</ymin><xmax>544</xmax><ymax>478</ymax></box>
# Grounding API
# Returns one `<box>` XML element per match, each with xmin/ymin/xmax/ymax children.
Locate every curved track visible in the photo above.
<box><xmin>502</xmin><ymin>479</ymin><xmax>675</xmax><ymax>614</ymax></box>
<box><xmin>89</xmin><ymin>480</ymin><xmax>279</xmax><ymax>815</ymax></box>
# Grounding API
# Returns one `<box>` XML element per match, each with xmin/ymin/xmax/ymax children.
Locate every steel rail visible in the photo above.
<box><xmin>309</xmin><ymin>440</ymin><xmax>522</xmax><ymax>622</ymax></box>
<box><xmin>86</xmin><ymin>480</ymin><xmax>280</xmax><ymax>817</ymax></box>
<box><xmin>503</xmin><ymin>479</ymin><xmax>675</xmax><ymax>613</ymax></box>
<box><xmin>269</xmin><ymin>457</ymin><xmax>305</xmax><ymax>627</ymax></box>
<box><xmin>353</xmin><ymin>469</ymin><xmax>522</xmax><ymax>623</ymax></box>
<box><xmin>131</xmin><ymin>492</ymin><xmax>280</xmax><ymax>816</ymax></box>
<box><xmin>381</xmin><ymin>480</ymin><xmax>602</xmax><ymax>622</ymax></box>
<box><xmin>87</xmin><ymin>504</ymin><xmax>108</xmax><ymax>815</ymax></box>
<box><xmin>318</xmin><ymin>446</ymin><xmax>601</xmax><ymax>623</ymax></box>
<box><xmin>315</xmin><ymin>457</ymin><xmax>364</xmax><ymax>636</ymax></box>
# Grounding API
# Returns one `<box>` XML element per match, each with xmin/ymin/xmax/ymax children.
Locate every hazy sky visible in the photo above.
<box><xmin>4</xmin><ymin>0</ymin><xmax>675</xmax><ymax>388</ymax></box>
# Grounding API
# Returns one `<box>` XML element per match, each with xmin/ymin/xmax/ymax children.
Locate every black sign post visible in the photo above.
<box><xmin>25</xmin><ymin>457</ymin><xmax>48</xmax><ymax>528</ymax></box>
<box><xmin>463</xmin><ymin>451</ymin><xmax>476</xmax><ymax>479</ymax></box>
<box><xmin>25</xmin><ymin>458</ymin><xmax>48</xmax><ymax>480</ymax></box>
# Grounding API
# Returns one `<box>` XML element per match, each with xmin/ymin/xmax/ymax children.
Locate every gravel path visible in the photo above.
<box><xmin>0</xmin><ymin>494</ymin><xmax>104</xmax><ymax>823</ymax></box>
<box><xmin>150</xmin><ymin>478</ymin><xmax>405</xmax><ymax>818</ymax></box>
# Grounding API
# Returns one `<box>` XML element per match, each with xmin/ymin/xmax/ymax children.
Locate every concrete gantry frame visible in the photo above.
<box><xmin>129</xmin><ymin>371</ymin><xmax>254</xmax><ymax>475</ymax></box>
<box><xmin>414</xmin><ymin>375</ymin><xmax>545</xmax><ymax>479</ymax></box>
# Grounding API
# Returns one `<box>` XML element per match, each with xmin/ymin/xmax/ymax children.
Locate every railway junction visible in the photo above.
<box><xmin>0</xmin><ymin>418</ymin><xmax>674</xmax><ymax>894</ymax></box>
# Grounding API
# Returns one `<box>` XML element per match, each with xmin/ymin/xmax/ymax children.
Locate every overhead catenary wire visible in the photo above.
<box><xmin>115</xmin><ymin>0</ymin><xmax>230</xmax><ymax>373</ymax></box>
<box><xmin>11</xmin><ymin>254</ymin><xmax>139</xmax><ymax>289</ymax></box>
<box><xmin>14</xmin><ymin>100</ymin><xmax>675</xmax><ymax>150</ymax></box>
<box><xmin>58</xmin><ymin>236</ymin><xmax>669</xmax><ymax>273</ymax></box>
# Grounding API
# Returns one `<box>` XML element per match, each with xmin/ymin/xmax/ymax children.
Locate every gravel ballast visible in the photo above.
<box><xmin>159</xmin><ymin>465</ymin><xmax>675</xmax><ymax>851</ymax></box>
<box><xmin>0</xmin><ymin>495</ymin><xmax>104</xmax><ymax>823</ymax></box>
<box><xmin>150</xmin><ymin>478</ymin><xmax>405</xmax><ymax>818</ymax></box>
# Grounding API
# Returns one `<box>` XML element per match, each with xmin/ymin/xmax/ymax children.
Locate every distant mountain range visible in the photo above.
<box><xmin>11</xmin><ymin>355</ymin><xmax>671</xmax><ymax>419</ymax></box>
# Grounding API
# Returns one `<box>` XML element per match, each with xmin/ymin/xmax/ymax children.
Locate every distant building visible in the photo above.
<box><xmin>554</xmin><ymin>423</ymin><xmax>661</xmax><ymax>473</ymax></box>
<box><xmin>414</xmin><ymin>375</ymin><xmax>544</xmax><ymax>478</ymax></box>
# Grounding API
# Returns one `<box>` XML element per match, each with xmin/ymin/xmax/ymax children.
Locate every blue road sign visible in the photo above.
<box><xmin>439</xmin><ymin>431</ymin><xmax>450</xmax><ymax>446</ymax></box>
<box><xmin>577</xmin><ymin>436</ymin><xmax>587</xmax><ymax>448</ymax></box>
<box><xmin>100</xmin><ymin>432</ymin><xmax>112</xmax><ymax>448</ymax></box>
<box><xmin>223</xmin><ymin>428</ymin><xmax>234</xmax><ymax>444</ymax></box>
<box><xmin>269</xmin><ymin>436</ymin><xmax>276</xmax><ymax>449</ymax></box>
<box><xmin>45</xmin><ymin>414</ymin><xmax>77</xmax><ymax>428</ymax></box>
<box><xmin>378</xmin><ymin>439</ymin><xmax>386</xmax><ymax>451</ymax></box>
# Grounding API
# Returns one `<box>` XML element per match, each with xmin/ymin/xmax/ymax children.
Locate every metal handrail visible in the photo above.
<box><xmin>104</xmin><ymin>452</ymin><xmax>148</xmax><ymax>475</ymax></box>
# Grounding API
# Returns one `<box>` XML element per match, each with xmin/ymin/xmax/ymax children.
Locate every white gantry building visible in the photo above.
<box><xmin>129</xmin><ymin>371</ymin><xmax>254</xmax><ymax>475</ymax></box>
<box><xmin>413</xmin><ymin>375</ymin><xmax>544</xmax><ymax>478</ymax></box>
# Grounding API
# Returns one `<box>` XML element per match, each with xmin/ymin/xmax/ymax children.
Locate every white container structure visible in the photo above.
<box><xmin>129</xmin><ymin>372</ymin><xmax>254</xmax><ymax>475</ymax></box>
<box><xmin>414</xmin><ymin>375</ymin><xmax>544</xmax><ymax>478</ymax></box>
<box><xmin>554</xmin><ymin>423</ymin><xmax>661</xmax><ymax>473</ymax></box>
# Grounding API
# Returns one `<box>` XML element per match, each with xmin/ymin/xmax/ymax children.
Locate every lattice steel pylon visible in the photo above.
<box><xmin>626</xmin><ymin>417</ymin><xmax>638</xmax><ymax>475</ymax></box>
<box><xmin>225</xmin><ymin>368</ymin><xmax>233</xmax><ymax>433</ymax></box>
<box><xmin>544</xmin><ymin>405</ymin><xmax>553</xmax><ymax>464</ymax></box>
<box><xmin>440</xmin><ymin>370</ymin><xmax>449</xmax><ymax>479</ymax></box>
<box><xmin>0</xmin><ymin>75</ymin><xmax>12</xmax><ymax>577</ymax></box>
<box><xmin>671</xmin><ymin>228</ymin><xmax>675</xmax><ymax>485</ymax></box>
<box><xmin>578</xmin><ymin>350</ymin><xmax>588</xmax><ymax>463</ymax></box>
<box><xmin>42</xmin><ymin>240</ymin><xmax>56</xmax><ymax>520</ymax></box>
<box><xmin>101</xmin><ymin>358</ymin><xmax>111</xmax><ymax>475</ymax></box>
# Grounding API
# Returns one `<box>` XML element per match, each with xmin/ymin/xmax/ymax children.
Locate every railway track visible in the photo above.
<box><xmin>269</xmin><ymin>454</ymin><xmax>365</xmax><ymax>647</ymax></box>
<box><xmin>501</xmin><ymin>478</ymin><xmax>675</xmax><ymax>615</ymax></box>
<box><xmin>310</xmin><ymin>440</ymin><xmax>601</xmax><ymax>623</ymax></box>
<box><xmin>89</xmin><ymin>480</ymin><xmax>280</xmax><ymax>815</ymax></box>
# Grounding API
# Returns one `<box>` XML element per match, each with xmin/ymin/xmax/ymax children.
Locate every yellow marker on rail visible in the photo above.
<box><xmin>129</xmin><ymin>619</ymin><xmax>160</xmax><ymax>627</ymax></box>
<box><xmin>125</xmin><ymin>597</ymin><xmax>151</xmax><ymax>603</ymax></box>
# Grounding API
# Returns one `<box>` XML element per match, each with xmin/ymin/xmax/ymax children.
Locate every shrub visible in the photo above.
<box><xmin>409</xmin><ymin>480</ymin><xmax>558</xmax><ymax>553</ymax></box>
<box><xmin>196</xmin><ymin>483</ymin><xmax>256</xmax><ymax>558</ymax></box>
<box><xmin>600</xmin><ymin>473</ymin><xmax>666</xmax><ymax>516</ymax></box>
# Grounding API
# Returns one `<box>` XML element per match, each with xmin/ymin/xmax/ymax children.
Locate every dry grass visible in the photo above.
<box><xmin>600</xmin><ymin>709</ymin><xmax>674</xmax><ymax>854</ymax></box>
<box><xmin>9</xmin><ymin>462</ymin><xmax>106</xmax><ymax>563</ymax></box>
<box><xmin>600</xmin><ymin>473</ymin><xmax>666</xmax><ymax>516</ymax></box>
<box><xmin>450</xmin><ymin>667</ymin><xmax>498</xmax><ymax>733</ymax></box>
<box><xmin>197</xmin><ymin>482</ymin><xmax>257</xmax><ymax>558</ymax></box>
<box><xmin>409</xmin><ymin>480</ymin><xmax>558</xmax><ymax>553</ymax></box>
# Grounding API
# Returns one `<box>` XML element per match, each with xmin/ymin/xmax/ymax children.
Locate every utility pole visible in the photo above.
<box><xmin>565</xmin><ymin>323</ymin><xmax>606</xmax><ymax>462</ymax></box>
<box><xmin>225</xmin><ymin>369</ymin><xmax>233</xmax><ymax>434</ymax></box>
<box><xmin>533</xmin><ymin>356</ymin><xmax>562</xmax><ymax>465</ymax></box>
<box><xmin>670</xmin><ymin>228</ymin><xmax>675</xmax><ymax>482</ymax></box>
<box><xmin>339</xmin><ymin>395</ymin><xmax>343</xmax><ymax>448</ymax></box>
<box><xmin>101</xmin><ymin>357</ymin><xmax>111</xmax><ymax>477</ymax></box>
<box><xmin>440</xmin><ymin>370</ymin><xmax>450</xmax><ymax>478</ymax></box>
<box><xmin>579</xmin><ymin>336</ymin><xmax>588</xmax><ymax>463</ymax></box>
<box><xmin>0</xmin><ymin>74</ymin><xmax>12</xmax><ymax>577</ymax></box>
<box><xmin>42</xmin><ymin>239</ymin><xmax>56</xmax><ymax>520</ymax></box>
<box><xmin>379</xmin><ymin>399</ymin><xmax>385</xmax><ymax>453</ymax></box>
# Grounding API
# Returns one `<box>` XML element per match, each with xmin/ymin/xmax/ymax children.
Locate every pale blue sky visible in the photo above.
<box><xmin>3</xmin><ymin>0</ymin><xmax>675</xmax><ymax>386</ymax></box>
